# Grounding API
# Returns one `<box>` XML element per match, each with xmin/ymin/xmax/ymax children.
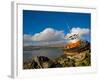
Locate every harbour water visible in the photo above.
<box><xmin>23</xmin><ymin>48</ymin><xmax>63</xmax><ymax>62</ymax></box>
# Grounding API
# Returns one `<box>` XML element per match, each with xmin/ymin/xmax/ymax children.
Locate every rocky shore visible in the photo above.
<box><xmin>23</xmin><ymin>51</ymin><xmax>90</xmax><ymax>69</ymax></box>
<box><xmin>23</xmin><ymin>40</ymin><xmax>91</xmax><ymax>69</ymax></box>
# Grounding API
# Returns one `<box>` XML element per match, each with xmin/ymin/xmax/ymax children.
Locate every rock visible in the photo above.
<box><xmin>23</xmin><ymin>40</ymin><xmax>91</xmax><ymax>69</ymax></box>
<box><xmin>63</xmin><ymin>40</ymin><xmax>90</xmax><ymax>53</ymax></box>
<box><xmin>56</xmin><ymin>50</ymin><xmax>90</xmax><ymax>67</ymax></box>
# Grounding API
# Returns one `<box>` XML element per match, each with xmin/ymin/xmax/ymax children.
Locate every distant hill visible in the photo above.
<box><xmin>23</xmin><ymin>42</ymin><xmax>66</xmax><ymax>51</ymax></box>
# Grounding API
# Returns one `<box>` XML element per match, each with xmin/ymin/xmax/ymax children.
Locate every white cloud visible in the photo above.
<box><xmin>31</xmin><ymin>28</ymin><xmax>65</xmax><ymax>41</ymax></box>
<box><xmin>71</xmin><ymin>27</ymin><xmax>89</xmax><ymax>36</ymax></box>
<box><xmin>23</xmin><ymin>34</ymin><xmax>32</xmax><ymax>42</ymax></box>
<box><xmin>65</xmin><ymin>27</ymin><xmax>90</xmax><ymax>39</ymax></box>
<box><xmin>23</xmin><ymin>27</ymin><xmax>90</xmax><ymax>46</ymax></box>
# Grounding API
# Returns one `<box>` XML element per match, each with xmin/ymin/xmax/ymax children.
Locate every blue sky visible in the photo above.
<box><xmin>23</xmin><ymin>10</ymin><xmax>90</xmax><ymax>35</ymax></box>
<box><xmin>23</xmin><ymin>10</ymin><xmax>91</xmax><ymax>46</ymax></box>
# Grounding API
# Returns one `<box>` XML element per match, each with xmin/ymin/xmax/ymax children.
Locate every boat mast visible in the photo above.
<box><xmin>66</xmin><ymin>22</ymin><xmax>79</xmax><ymax>41</ymax></box>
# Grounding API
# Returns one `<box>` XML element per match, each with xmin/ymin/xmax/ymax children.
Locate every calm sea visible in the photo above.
<box><xmin>23</xmin><ymin>48</ymin><xmax>63</xmax><ymax>62</ymax></box>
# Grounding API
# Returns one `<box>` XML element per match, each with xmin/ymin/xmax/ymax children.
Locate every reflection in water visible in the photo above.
<box><xmin>23</xmin><ymin>48</ymin><xmax>63</xmax><ymax>62</ymax></box>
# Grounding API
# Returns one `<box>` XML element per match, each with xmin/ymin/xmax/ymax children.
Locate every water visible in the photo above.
<box><xmin>23</xmin><ymin>48</ymin><xmax>63</xmax><ymax>62</ymax></box>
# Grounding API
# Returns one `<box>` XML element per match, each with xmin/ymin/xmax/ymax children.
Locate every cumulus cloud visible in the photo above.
<box><xmin>23</xmin><ymin>27</ymin><xmax>90</xmax><ymax>46</ymax></box>
<box><xmin>23</xmin><ymin>34</ymin><xmax>32</xmax><ymax>42</ymax></box>
<box><xmin>31</xmin><ymin>28</ymin><xmax>65</xmax><ymax>41</ymax></box>
<box><xmin>66</xmin><ymin>27</ymin><xmax>90</xmax><ymax>39</ymax></box>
